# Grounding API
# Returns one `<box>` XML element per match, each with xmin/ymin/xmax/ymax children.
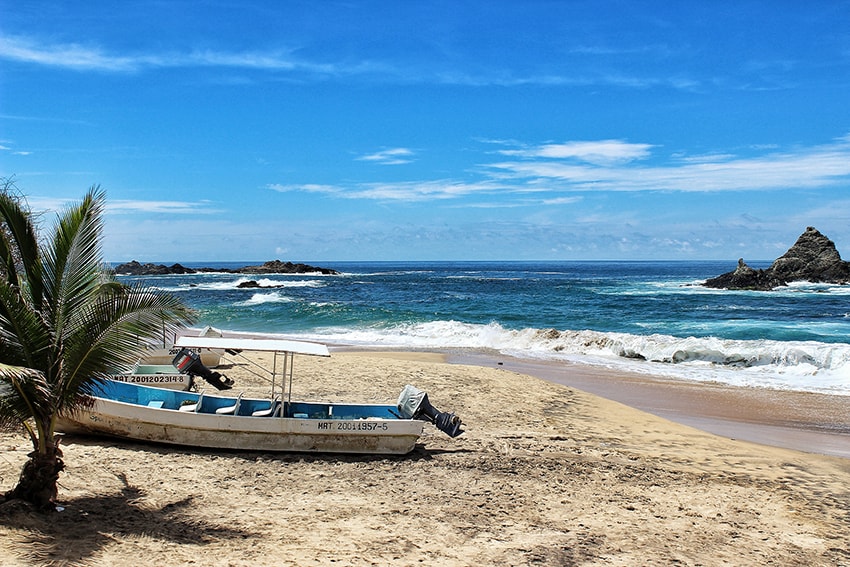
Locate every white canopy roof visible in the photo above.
<box><xmin>175</xmin><ymin>336</ymin><xmax>330</xmax><ymax>357</ymax></box>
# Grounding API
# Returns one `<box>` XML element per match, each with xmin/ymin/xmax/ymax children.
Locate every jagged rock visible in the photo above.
<box><xmin>238</xmin><ymin>260</ymin><xmax>338</xmax><ymax>275</ymax></box>
<box><xmin>703</xmin><ymin>258</ymin><xmax>784</xmax><ymax>291</ymax></box>
<box><xmin>704</xmin><ymin>227</ymin><xmax>850</xmax><ymax>290</ymax></box>
<box><xmin>113</xmin><ymin>259</ymin><xmax>338</xmax><ymax>276</ymax></box>
<box><xmin>769</xmin><ymin>227</ymin><xmax>850</xmax><ymax>283</ymax></box>
<box><xmin>168</xmin><ymin>263</ymin><xmax>195</xmax><ymax>274</ymax></box>
<box><xmin>113</xmin><ymin>260</ymin><xmax>196</xmax><ymax>275</ymax></box>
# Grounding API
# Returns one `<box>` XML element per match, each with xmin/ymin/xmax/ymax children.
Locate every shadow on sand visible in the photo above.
<box><xmin>0</xmin><ymin>471</ymin><xmax>255</xmax><ymax>566</ymax></box>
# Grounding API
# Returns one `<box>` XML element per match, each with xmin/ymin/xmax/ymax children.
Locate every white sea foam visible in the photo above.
<box><xmin>296</xmin><ymin>321</ymin><xmax>850</xmax><ymax>395</ymax></box>
<box><xmin>152</xmin><ymin>278</ymin><xmax>325</xmax><ymax>292</ymax></box>
<box><xmin>234</xmin><ymin>292</ymin><xmax>293</xmax><ymax>306</ymax></box>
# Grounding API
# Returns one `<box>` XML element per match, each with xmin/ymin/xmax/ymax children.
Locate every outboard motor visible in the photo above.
<box><xmin>397</xmin><ymin>384</ymin><xmax>464</xmax><ymax>438</ymax></box>
<box><xmin>172</xmin><ymin>348</ymin><xmax>234</xmax><ymax>390</ymax></box>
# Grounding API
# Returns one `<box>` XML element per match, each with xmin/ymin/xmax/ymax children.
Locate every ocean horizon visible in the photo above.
<box><xmin>115</xmin><ymin>260</ymin><xmax>850</xmax><ymax>396</ymax></box>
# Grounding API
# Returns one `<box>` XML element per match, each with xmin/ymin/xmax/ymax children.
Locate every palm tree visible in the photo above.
<box><xmin>0</xmin><ymin>185</ymin><xmax>195</xmax><ymax>511</ymax></box>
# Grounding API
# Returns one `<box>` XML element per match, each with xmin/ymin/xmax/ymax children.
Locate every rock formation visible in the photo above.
<box><xmin>112</xmin><ymin>261</ymin><xmax>195</xmax><ymax>276</ymax></box>
<box><xmin>704</xmin><ymin>227</ymin><xmax>850</xmax><ymax>290</ymax></box>
<box><xmin>113</xmin><ymin>259</ymin><xmax>338</xmax><ymax>276</ymax></box>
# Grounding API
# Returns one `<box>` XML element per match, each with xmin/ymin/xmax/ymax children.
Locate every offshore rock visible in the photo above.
<box><xmin>236</xmin><ymin>280</ymin><xmax>287</xmax><ymax>289</ymax></box>
<box><xmin>237</xmin><ymin>260</ymin><xmax>338</xmax><ymax>275</ymax></box>
<box><xmin>113</xmin><ymin>259</ymin><xmax>338</xmax><ymax>276</ymax></box>
<box><xmin>112</xmin><ymin>261</ymin><xmax>194</xmax><ymax>275</ymax></box>
<box><xmin>702</xmin><ymin>258</ymin><xmax>784</xmax><ymax>291</ymax></box>
<box><xmin>704</xmin><ymin>227</ymin><xmax>850</xmax><ymax>290</ymax></box>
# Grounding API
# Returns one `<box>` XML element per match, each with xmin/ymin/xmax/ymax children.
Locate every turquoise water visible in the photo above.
<box><xmin>119</xmin><ymin>261</ymin><xmax>850</xmax><ymax>395</ymax></box>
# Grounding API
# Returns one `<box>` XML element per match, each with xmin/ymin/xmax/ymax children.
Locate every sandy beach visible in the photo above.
<box><xmin>1</xmin><ymin>351</ymin><xmax>848</xmax><ymax>566</ymax></box>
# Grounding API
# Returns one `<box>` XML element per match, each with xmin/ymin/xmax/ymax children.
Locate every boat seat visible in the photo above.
<box><xmin>216</xmin><ymin>392</ymin><xmax>243</xmax><ymax>415</ymax></box>
<box><xmin>179</xmin><ymin>390</ymin><xmax>204</xmax><ymax>412</ymax></box>
<box><xmin>252</xmin><ymin>395</ymin><xmax>281</xmax><ymax>417</ymax></box>
<box><xmin>147</xmin><ymin>400</ymin><xmax>164</xmax><ymax>409</ymax></box>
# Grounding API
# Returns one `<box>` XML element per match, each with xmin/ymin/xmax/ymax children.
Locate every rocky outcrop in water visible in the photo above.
<box><xmin>704</xmin><ymin>227</ymin><xmax>850</xmax><ymax>290</ymax></box>
<box><xmin>111</xmin><ymin>261</ymin><xmax>195</xmax><ymax>275</ymax></box>
<box><xmin>113</xmin><ymin>259</ymin><xmax>338</xmax><ymax>276</ymax></box>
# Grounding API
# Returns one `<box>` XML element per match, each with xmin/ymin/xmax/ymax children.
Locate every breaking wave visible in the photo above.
<box><xmin>151</xmin><ymin>278</ymin><xmax>325</xmax><ymax>292</ymax></box>
<box><xmin>297</xmin><ymin>321</ymin><xmax>850</xmax><ymax>395</ymax></box>
<box><xmin>234</xmin><ymin>292</ymin><xmax>294</xmax><ymax>306</ymax></box>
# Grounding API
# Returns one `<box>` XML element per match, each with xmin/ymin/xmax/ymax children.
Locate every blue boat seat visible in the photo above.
<box><xmin>179</xmin><ymin>390</ymin><xmax>204</xmax><ymax>413</ymax></box>
<box><xmin>252</xmin><ymin>395</ymin><xmax>281</xmax><ymax>417</ymax></box>
<box><xmin>216</xmin><ymin>392</ymin><xmax>242</xmax><ymax>415</ymax></box>
<box><xmin>147</xmin><ymin>400</ymin><xmax>164</xmax><ymax>409</ymax></box>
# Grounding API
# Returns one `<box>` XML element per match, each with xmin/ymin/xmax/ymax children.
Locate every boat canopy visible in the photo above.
<box><xmin>175</xmin><ymin>336</ymin><xmax>330</xmax><ymax>357</ymax></box>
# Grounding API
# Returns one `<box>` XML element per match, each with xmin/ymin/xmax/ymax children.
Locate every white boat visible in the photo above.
<box><xmin>56</xmin><ymin>337</ymin><xmax>463</xmax><ymax>455</ymax></box>
<box><xmin>137</xmin><ymin>326</ymin><xmax>224</xmax><ymax>367</ymax></box>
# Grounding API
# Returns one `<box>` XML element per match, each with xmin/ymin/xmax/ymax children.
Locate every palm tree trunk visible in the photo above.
<box><xmin>3</xmin><ymin>439</ymin><xmax>64</xmax><ymax>512</ymax></box>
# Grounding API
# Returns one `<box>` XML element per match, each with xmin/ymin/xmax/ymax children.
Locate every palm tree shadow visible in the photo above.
<box><xmin>0</xmin><ymin>472</ymin><xmax>255</xmax><ymax>565</ymax></box>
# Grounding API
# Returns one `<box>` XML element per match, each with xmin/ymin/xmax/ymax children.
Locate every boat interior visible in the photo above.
<box><xmin>95</xmin><ymin>379</ymin><xmax>402</xmax><ymax>420</ymax></box>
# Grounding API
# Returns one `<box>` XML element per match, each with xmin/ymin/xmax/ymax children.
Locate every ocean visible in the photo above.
<box><xmin>117</xmin><ymin>260</ymin><xmax>850</xmax><ymax>396</ymax></box>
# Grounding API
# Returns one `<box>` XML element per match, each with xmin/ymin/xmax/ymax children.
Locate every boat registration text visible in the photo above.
<box><xmin>113</xmin><ymin>375</ymin><xmax>187</xmax><ymax>384</ymax></box>
<box><xmin>316</xmin><ymin>421</ymin><xmax>389</xmax><ymax>432</ymax></box>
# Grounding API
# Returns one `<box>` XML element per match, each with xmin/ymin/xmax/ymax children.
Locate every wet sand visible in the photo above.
<box><xmin>449</xmin><ymin>354</ymin><xmax>850</xmax><ymax>459</ymax></box>
<box><xmin>207</xmin><ymin>332</ymin><xmax>850</xmax><ymax>457</ymax></box>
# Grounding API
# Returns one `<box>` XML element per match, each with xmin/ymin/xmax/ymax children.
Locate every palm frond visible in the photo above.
<box><xmin>42</xmin><ymin>187</ymin><xmax>105</xmax><ymax>338</ymax></box>
<box><xmin>0</xmin><ymin>362</ymin><xmax>51</xmax><ymax>430</ymax></box>
<box><xmin>55</xmin><ymin>282</ymin><xmax>195</xmax><ymax>411</ymax></box>
<box><xmin>0</xmin><ymin>191</ymin><xmax>42</xmax><ymax>302</ymax></box>
<box><xmin>0</xmin><ymin>278</ymin><xmax>52</xmax><ymax>369</ymax></box>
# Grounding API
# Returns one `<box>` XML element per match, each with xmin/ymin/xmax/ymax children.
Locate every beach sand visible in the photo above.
<box><xmin>1</xmin><ymin>351</ymin><xmax>848</xmax><ymax>566</ymax></box>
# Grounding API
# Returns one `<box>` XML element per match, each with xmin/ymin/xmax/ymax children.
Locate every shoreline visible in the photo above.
<box><xmin>187</xmin><ymin>329</ymin><xmax>850</xmax><ymax>458</ymax></box>
<box><xmin>245</xmin><ymin>326</ymin><xmax>850</xmax><ymax>459</ymax></box>
<box><xmin>445</xmin><ymin>351</ymin><xmax>850</xmax><ymax>459</ymax></box>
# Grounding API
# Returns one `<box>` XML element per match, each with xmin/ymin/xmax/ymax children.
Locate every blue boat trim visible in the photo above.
<box><xmin>93</xmin><ymin>379</ymin><xmax>403</xmax><ymax>419</ymax></box>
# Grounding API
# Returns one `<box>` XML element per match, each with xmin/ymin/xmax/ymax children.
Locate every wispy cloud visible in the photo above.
<box><xmin>27</xmin><ymin>196</ymin><xmax>223</xmax><ymax>215</ymax></box>
<box><xmin>488</xmin><ymin>135</ymin><xmax>850</xmax><ymax>193</ymax></box>
<box><xmin>106</xmin><ymin>199</ymin><xmax>223</xmax><ymax>214</ymax></box>
<box><xmin>356</xmin><ymin>148</ymin><xmax>415</xmax><ymax>165</ymax></box>
<box><xmin>0</xmin><ymin>34</ymin><xmax>332</xmax><ymax>75</ymax></box>
<box><xmin>0</xmin><ymin>33</ymin><xmax>703</xmax><ymax>91</ymax></box>
<box><xmin>499</xmin><ymin>140</ymin><xmax>654</xmax><ymax>165</ymax></box>
<box><xmin>0</xmin><ymin>35</ymin><xmax>153</xmax><ymax>72</ymax></box>
<box><xmin>267</xmin><ymin>183</ymin><xmax>341</xmax><ymax>195</ymax></box>
<box><xmin>269</xmin><ymin>180</ymin><xmax>500</xmax><ymax>202</ymax></box>
<box><xmin>0</xmin><ymin>142</ymin><xmax>31</xmax><ymax>156</ymax></box>
<box><xmin>269</xmin><ymin>135</ymin><xmax>850</xmax><ymax>204</ymax></box>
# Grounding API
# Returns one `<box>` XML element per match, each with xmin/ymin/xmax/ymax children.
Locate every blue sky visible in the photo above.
<box><xmin>2</xmin><ymin>1</ymin><xmax>850</xmax><ymax>263</ymax></box>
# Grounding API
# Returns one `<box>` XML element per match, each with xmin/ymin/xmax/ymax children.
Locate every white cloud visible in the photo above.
<box><xmin>356</xmin><ymin>148</ymin><xmax>415</xmax><ymax>165</ymax></box>
<box><xmin>0</xmin><ymin>35</ymin><xmax>332</xmax><ymax>75</ymax></box>
<box><xmin>489</xmin><ymin>135</ymin><xmax>850</xmax><ymax>192</ymax></box>
<box><xmin>105</xmin><ymin>199</ymin><xmax>223</xmax><ymax>214</ymax></box>
<box><xmin>12</xmin><ymin>195</ymin><xmax>212</xmax><ymax>216</ymax></box>
<box><xmin>0</xmin><ymin>34</ymin><xmax>705</xmax><ymax>91</ymax></box>
<box><xmin>346</xmin><ymin>180</ymin><xmax>496</xmax><ymax>201</ymax></box>
<box><xmin>269</xmin><ymin>179</ymin><xmax>500</xmax><ymax>202</ymax></box>
<box><xmin>265</xmin><ymin>136</ymin><xmax>850</xmax><ymax>207</ymax></box>
<box><xmin>499</xmin><ymin>140</ymin><xmax>654</xmax><ymax>166</ymax></box>
<box><xmin>0</xmin><ymin>35</ymin><xmax>152</xmax><ymax>72</ymax></box>
<box><xmin>267</xmin><ymin>183</ymin><xmax>341</xmax><ymax>195</ymax></box>
<box><xmin>541</xmin><ymin>196</ymin><xmax>583</xmax><ymax>205</ymax></box>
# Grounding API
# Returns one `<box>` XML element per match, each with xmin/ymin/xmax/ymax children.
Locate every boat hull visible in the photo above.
<box><xmin>56</xmin><ymin>381</ymin><xmax>424</xmax><ymax>455</ymax></box>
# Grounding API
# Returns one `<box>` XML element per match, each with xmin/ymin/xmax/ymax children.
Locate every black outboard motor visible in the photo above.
<box><xmin>172</xmin><ymin>348</ymin><xmax>234</xmax><ymax>390</ymax></box>
<box><xmin>397</xmin><ymin>384</ymin><xmax>464</xmax><ymax>438</ymax></box>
